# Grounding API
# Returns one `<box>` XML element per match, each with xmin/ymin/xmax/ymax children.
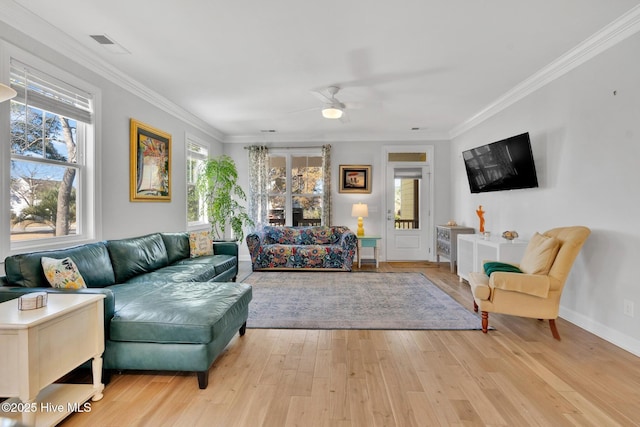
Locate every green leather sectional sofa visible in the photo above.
<box><xmin>0</xmin><ymin>232</ymin><xmax>252</xmax><ymax>389</ymax></box>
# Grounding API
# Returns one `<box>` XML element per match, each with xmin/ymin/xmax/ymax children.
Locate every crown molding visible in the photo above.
<box><xmin>223</xmin><ymin>129</ymin><xmax>450</xmax><ymax>144</ymax></box>
<box><xmin>0</xmin><ymin>2</ymin><xmax>225</xmax><ymax>143</ymax></box>
<box><xmin>450</xmin><ymin>4</ymin><xmax>640</xmax><ymax>139</ymax></box>
<box><xmin>4</xmin><ymin>2</ymin><xmax>639</xmax><ymax>144</ymax></box>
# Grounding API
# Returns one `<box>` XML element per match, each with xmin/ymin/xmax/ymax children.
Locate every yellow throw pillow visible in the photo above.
<box><xmin>189</xmin><ymin>230</ymin><xmax>214</xmax><ymax>258</ymax></box>
<box><xmin>519</xmin><ymin>232</ymin><xmax>561</xmax><ymax>275</ymax></box>
<box><xmin>41</xmin><ymin>256</ymin><xmax>87</xmax><ymax>289</ymax></box>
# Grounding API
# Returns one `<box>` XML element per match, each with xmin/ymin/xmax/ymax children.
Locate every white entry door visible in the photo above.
<box><xmin>385</xmin><ymin>164</ymin><xmax>431</xmax><ymax>261</ymax></box>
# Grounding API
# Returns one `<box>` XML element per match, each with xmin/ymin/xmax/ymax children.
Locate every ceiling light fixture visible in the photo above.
<box><xmin>0</xmin><ymin>83</ymin><xmax>17</xmax><ymax>103</ymax></box>
<box><xmin>322</xmin><ymin>105</ymin><xmax>343</xmax><ymax>119</ymax></box>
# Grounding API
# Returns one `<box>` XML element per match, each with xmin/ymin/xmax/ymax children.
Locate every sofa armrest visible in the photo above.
<box><xmin>339</xmin><ymin>229</ymin><xmax>357</xmax><ymax>251</ymax></box>
<box><xmin>246</xmin><ymin>231</ymin><xmax>266</xmax><ymax>264</ymax></box>
<box><xmin>490</xmin><ymin>272</ymin><xmax>551</xmax><ymax>298</ymax></box>
<box><xmin>0</xmin><ymin>286</ymin><xmax>116</xmax><ymax>337</ymax></box>
<box><xmin>338</xmin><ymin>229</ymin><xmax>358</xmax><ymax>270</ymax></box>
<box><xmin>213</xmin><ymin>241</ymin><xmax>239</xmax><ymax>279</ymax></box>
<box><xmin>213</xmin><ymin>241</ymin><xmax>239</xmax><ymax>257</ymax></box>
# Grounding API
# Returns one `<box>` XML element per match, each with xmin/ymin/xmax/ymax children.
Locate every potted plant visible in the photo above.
<box><xmin>196</xmin><ymin>155</ymin><xmax>253</xmax><ymax>242</ymax></box>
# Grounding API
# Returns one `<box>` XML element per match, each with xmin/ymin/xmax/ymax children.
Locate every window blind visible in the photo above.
<box><xmin>9</xmin><ymin>58</ymin><xmax>93</xmax><ymax>123</ymax></box>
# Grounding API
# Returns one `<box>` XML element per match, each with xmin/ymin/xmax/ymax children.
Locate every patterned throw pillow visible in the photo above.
<box><xmin>189</xmin><ymin>230</ymin><xmax>214</xmax><ymax>258</ymax></box>
<box><xmin>41</xmin><ymin>256</ymin><xmax>87</xmax><ymax>289</ymax></box>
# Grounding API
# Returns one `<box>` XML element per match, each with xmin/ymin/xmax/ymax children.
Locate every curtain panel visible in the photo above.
<box><xmin>247</xmin><ymin>145</ymin><xmax>269</xmax><ymax>232</ymax></box>
<box><xmin>322</xmin><ymin>144</ymin><xmax>332</xmax><ymax>226</ymax></box>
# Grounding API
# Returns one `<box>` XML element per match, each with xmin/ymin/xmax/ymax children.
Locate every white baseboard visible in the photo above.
<box><xmin>560</xmin><ymin>306</ymin><xmax>640</xmax><ymax>357</ymax></box>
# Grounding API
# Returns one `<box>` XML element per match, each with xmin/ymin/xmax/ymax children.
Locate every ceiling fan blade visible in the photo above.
<box><xmin>343</xmin><ymin>101</ymin><xmax>364</xmax><ymax>110</ymax></box>
<box><xmin>287</xmin><ymin>106</ymin><xmax>320</xmax><ymax>115</ymax></box>
<box><xmin>310</xmin><ymin>89</ymin><xmax>334</xmax><ymax>104</ymax></box>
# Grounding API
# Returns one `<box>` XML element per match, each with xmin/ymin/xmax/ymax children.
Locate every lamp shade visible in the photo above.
<box><xmin>351</xmin><ymin>203</ymin><xmax>368</xmax><ymax>218</ymax></box>
<box><xmin>0</xmin><ymin>83</ymin><xmax>17</xmax><ymax>103</ymax></box>
<box><xmin>322</xmin><ymin>106</ymin><xmax>343</xmax><ymax>119</ymax></box>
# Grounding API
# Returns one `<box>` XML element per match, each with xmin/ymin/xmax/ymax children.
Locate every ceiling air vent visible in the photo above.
<box><xmin>89</xmin><ymin>34</ymin><xmax>130</xmax><ymax>54</ymax></box>
<box><xmin>90</xmin><ymin>34</ymin><xmax>115</xmax><ymax>45</ymax></box>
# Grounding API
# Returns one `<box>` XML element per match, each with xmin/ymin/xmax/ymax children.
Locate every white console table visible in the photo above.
<box><xmin>457</xmin><ymin>234</ymin><xmax>529</xmax><ymax>282</ymax></box>
<box><xmin>0</xmin><ymin>293</ymin><xmax>105</xmax><ymax>427</ymax></box>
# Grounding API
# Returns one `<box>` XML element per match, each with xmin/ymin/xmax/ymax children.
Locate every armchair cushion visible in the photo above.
<box><xmin>519</xmin><ymin>232</ymin><xmax>561</xmax><ymax>275</ymax></box>
<box><xmin>490</xmin><ymin>272</ymin><xmax>551</xmax><ymax>298</ymax></box>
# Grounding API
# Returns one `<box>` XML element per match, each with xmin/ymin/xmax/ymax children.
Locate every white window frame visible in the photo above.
<box><xmin>185</xmin><ymin>133</ymin><xmax>210</xmax><ymax>230</ymax></box>
<box><xmin>269</xmin><ymin>148</ymin><xmax>323</xmax><ymax>226</ymax></box>
<box><xmin>0</xmin><ymin>43</ymin><xmax>100</xmax><ymax>259</ymax></box>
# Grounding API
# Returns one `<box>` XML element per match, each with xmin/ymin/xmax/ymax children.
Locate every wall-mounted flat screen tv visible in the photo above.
<box><xmin>462</xmin><ymin>132</ymin><xmax>538</xmax><ymax>193</ymax></box>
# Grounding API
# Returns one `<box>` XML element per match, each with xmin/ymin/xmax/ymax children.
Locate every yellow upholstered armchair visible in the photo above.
<box><xmin>468</xmin><ymin>226</ymin><xmax>591</xmax><ymax>340</ymax></box>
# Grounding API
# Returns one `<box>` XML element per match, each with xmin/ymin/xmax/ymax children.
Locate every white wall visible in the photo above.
<box><xmin>451</xmin><ymin>32</ymin><xmax>640</xmax><ymax>355</ymax></box>
<box><xmin>225</xmin><ymin>139</ymin><xmax>451</xmax><ymax>262</ymax></box>
<box><xmin>0</xmin><ymin>23</ymin><xmax>223</xmax><ymax>264</ymax></box>
<box><xmin>3</xmin><ymin>10</ymin><xmax>637</xmax><ymax>356</ymax></box>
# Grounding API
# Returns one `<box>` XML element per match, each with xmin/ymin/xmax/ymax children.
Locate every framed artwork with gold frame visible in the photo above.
<box><xmin>339</xmin><ymin>165</ymin><xmax>372</xmax><ymax>193</ymax></box>
<box><xmin>130</xmin><ymin>119</ymin><xmax>171</xmax><ymax>202</ymax></box>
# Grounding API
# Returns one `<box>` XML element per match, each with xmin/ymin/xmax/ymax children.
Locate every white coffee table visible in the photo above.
<box><xmin>0</xmin><ymin>293</ymin><xmax>105</xmax><ymax>427</ymax></box>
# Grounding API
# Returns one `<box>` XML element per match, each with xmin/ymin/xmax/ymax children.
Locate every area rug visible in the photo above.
<box><xmin>241</xmin><ymin>271</ymin><xmax>486</xmax><ymax>330</ymax></box>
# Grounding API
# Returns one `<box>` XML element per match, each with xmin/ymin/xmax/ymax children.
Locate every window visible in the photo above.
<box><xmin>186</xmin><ymin>137</ymin><xmax>209</xmax><ymax>227</ymax></box>
<box><xmin>268</xmin><ymin>152</ymin><xmax>323</xmax><ymax>226</ymax></box>
<box><xmin>393</xmin><ymin>167</ymin><xmax>422</xmax><ymax>229</ymax></box>
<box><xmin>8</xmin><ymin>56</ymin><xmax>95</xmax><ymax>248</ymax></box>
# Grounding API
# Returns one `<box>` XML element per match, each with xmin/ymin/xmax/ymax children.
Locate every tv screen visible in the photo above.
<box><xmin>463</xmin><ymin>132</ymin><xmax>538</xmax><ymax>193</ymax></box>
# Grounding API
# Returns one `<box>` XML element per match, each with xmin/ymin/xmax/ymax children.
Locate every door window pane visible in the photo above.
<box><xmin>394</xmin><ymin>178</ymin><xmax>420</xmax><ymax>229</ymax></box>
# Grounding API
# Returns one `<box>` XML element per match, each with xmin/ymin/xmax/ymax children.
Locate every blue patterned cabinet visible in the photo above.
<box><xmin>436</xmin><ymin>225</ymin><xmax>475</xmax><ymax>273</ymax></box>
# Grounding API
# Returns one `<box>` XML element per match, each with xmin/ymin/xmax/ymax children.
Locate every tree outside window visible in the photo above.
<box><xmin>10</xmin><ymin>102</ymin><xmax>80</xmax><ymax>241</ymax></box>
<box><xmin>7</xmin><ymin>56</ymin><xmax>93</xmax><ymax>246</ymax></box>
<box><xmin>267</xmin><ymin>154</ymin><xmax>323</xmax><ymax>226</ymax></box>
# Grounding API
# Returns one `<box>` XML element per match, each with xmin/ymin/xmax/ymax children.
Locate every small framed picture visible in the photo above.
<box><xmin>339</xmin><ymin>165</ymin><xmax>372</xmax><ymax>193</ymax></box>
<box><xmin>130</xmin><ymin>119</ymin><xmax>171</xmax><ymax>202</ymax></box>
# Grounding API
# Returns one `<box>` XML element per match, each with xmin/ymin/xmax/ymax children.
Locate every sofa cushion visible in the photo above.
<box><xmin>263</xmin><ymin>226</ymin><xmax>286</xmax><ymax>244</ymax></box>
<box><xmin>109</xmin><ymin>282</ymin><xmax>252</xmax><ymax>344</ymax></box>
<box><xmin>121</xmin><ymin>264</ymin><xmax>215</xmax><ymax>284</ymax></box>
<box><xmin>107</xmin><ymin>233</ymin><xmax>169</xmax><ymax>283</ymax></box>
<box><xmin>257</xmin><ymin>244</ymin><xmax>346</xmax><ymax>269</ymax></box>
<box><xmin>120</xmin><ymin>255</ymin><xmax>236</xmax><ymax>285</ymax></box>
<box><xmin>161</xmin><ymin>232</ymin><xmax>190</xmax><ymax>264</ymax></box>
<box><xmin>176</xmin><ymin>254</ymin><xmax>237</xmax><ymax>276</ymax></box>
<box><xmin>4</xmin><ymin>242</ymin><xmax>115</xmax><ymax>288</ymax></box>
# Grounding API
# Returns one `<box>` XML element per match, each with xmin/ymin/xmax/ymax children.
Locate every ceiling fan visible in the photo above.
<box><xmin>311</xmin><ymin>86</ymin><xmax>359</xmax><ymax>121</ymax></box>
<box><xmin>314</xmin><ymin>86</ymin><xmax>345</xmax><ymax>119</ymax></box>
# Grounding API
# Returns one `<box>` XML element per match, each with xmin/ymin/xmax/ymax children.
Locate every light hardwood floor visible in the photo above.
<box><xmin>60</xmin><ymin>262</ymin><xmax>640</xmax><ymax>426</ymax></box>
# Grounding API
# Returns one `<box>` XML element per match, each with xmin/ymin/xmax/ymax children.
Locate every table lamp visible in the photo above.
<box><xmin>351</xmin><ymin>203</ymin><xmax>368</xmax><ymax>237</ymax></box>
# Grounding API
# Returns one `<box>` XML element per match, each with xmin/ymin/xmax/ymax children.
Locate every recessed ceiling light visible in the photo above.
<box><xmin>260</xmin><ymin>129</ymin><xmax>277</xmax><ymax>133</ymax></box>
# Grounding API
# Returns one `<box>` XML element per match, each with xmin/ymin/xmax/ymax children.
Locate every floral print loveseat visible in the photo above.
<box><xmin>246</xmin><ymin>226</ymin><xmax>357</xmax><ymax>271</ymax></box>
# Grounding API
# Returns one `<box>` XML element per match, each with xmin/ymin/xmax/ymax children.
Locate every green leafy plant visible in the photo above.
<box><xmin>196</xmin><ymin>155</ymin><xmax>253</xmax><ymax>241</ymax></box>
